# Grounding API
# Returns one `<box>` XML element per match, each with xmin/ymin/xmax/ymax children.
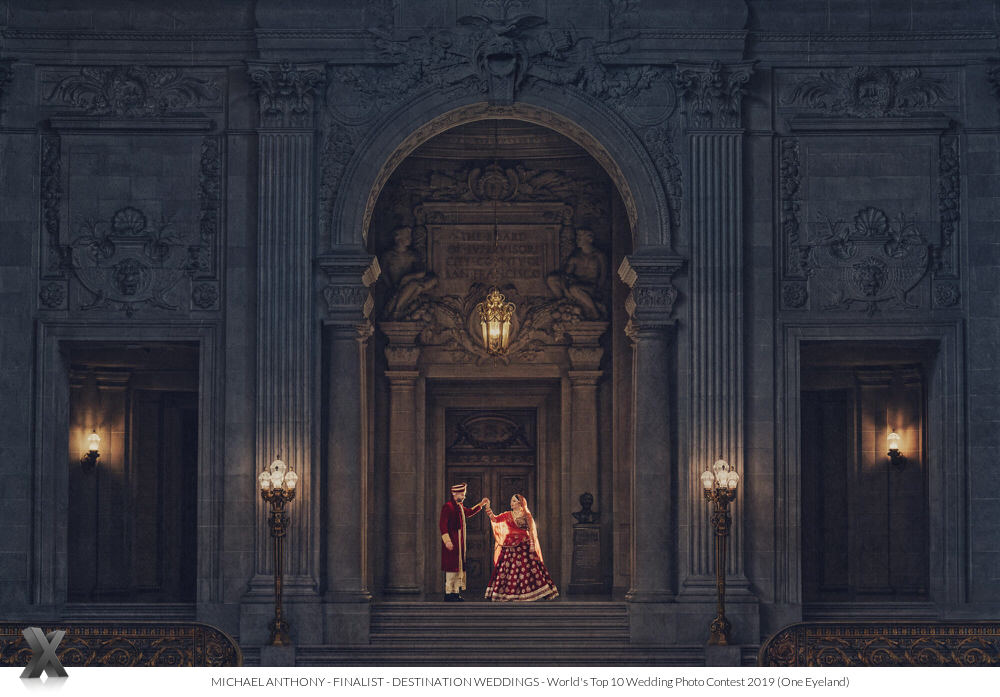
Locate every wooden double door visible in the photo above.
<box><xmin>444</xmin><ymin>408</ymin><xmax>537</xmax><ymax>593</ymax></box>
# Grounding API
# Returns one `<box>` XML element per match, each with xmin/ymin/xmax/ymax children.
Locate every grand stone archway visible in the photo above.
<box><xmin>364</xmin><ymin>119</ymin><xmax>629</xmax><ymax>600</ymax></box>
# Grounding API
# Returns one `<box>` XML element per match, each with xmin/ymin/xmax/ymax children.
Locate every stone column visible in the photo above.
<box><xmin>619</xmin><ymin>255</ymin><xmax>682</xmax><ymax>642</ymax></box>
<box><xmin>243</xmin><ymin>61</ymin><xmax>325</xmax><ymax>645</ymax></box>
<box><xmin>675</xmin><ymin>61</ymin><xmax>754</xmax><ymax>592</ymax></box>
<box><xmin>319</xmin><ymin>254</ymin><xmax>378</xmax><ymax>643</ymax></box>
<box><xmin>380</xmin><ymin>322</ymin><xmax>424</xmax><ymax>596</ymax></box>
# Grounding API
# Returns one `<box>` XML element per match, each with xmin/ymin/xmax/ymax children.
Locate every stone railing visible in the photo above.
<box><xmin>759</xmin><ymin>621</ymin><xmax>1000</xmax><ymax>666</ymax></box>
<box><xmin>0</xmin><ymin>622</ymin><xmax>242</xmax><ymax>667</ymax></box>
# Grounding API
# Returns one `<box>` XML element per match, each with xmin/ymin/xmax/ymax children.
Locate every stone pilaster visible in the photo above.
<box><xmin>676</xmin><ymin>61</ymin><xmax>754</xmax><ymax>592</ymax></box>
<box><xmin>0</xmin><ymin>60</ymin><xmax>13</xmax><ymax>116</ymax></box>
<box><xmin>618</xmin><ymin>255</ymin><xmax>682</xmax><ymax>613</ymax></box>
<box><xmin>319</xmin><ymin>254</ymin><xmax>378</xmax><ymax>643</ymax></box>
<box><xmin>380</xmin><ymin>322</ymin><xmax>424</xmax><ymax>596</ymax></box>
<box><xmin>247</xmin><ymin>61</ymin><xmax>325</xmax><ymax>612</ymax></box>
<box><xmin>566</xmin><ymin>323</ymin><xmax>607</xmax><ymax>530</ymax></box>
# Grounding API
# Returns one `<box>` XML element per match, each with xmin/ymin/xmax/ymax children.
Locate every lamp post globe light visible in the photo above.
<box><xmin>258</xmin><ymin>456</ymin><xmax>298</xmax><ymax>646</ymax></box>
<box><xmin>701</xmin><ymin>458</ymin><xmax>740</xmax><ymax>646</ymax></box>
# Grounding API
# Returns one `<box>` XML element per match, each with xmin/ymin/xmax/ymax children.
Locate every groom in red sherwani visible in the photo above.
<box><xmin>439</xmin><ymin>483</ymin><xmax>488</xmax><ymax>601</ymax></box>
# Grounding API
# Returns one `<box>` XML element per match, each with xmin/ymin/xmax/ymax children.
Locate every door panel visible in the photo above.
<box><xmin>444</xmin><ymin>409</ymin><xmax>537</xmax><ymax>593</ymax></box>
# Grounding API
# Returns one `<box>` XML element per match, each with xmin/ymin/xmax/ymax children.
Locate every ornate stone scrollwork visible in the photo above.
<box><xmin>675</xmin><ymin>61</ymin><xmax>755</xmax><ymax>129</ymax></box>
<box><xmin>759</xmin><ymin>622</ymin><xmax>1000</xmax><ymax>667</ymax></box>
<box><xmin>781</xmin><ymin>66</ymin><xmax>952</xmax><ymax>118</ymax></box>
<box><xmin>802</xmin><ymin>207</ymin><xmax>930</xmax><ymax>316</ymax></box>
<box><xmin>68</xmin><ymin>206</ymin><xmax>198</xmax><ymax>316</ymax></box>
<box><xmin>247</xmin><ymin>62</ymin><xmax>325</xmax><ymax>128</ymax></box>
<box><xmin>936</xmin><ymin>133</ymin><xmax>960</xmax><ymax>276</ymax></box>
<box><xmin>779</xmin><ymin>137</ymin><xmax>803</xmax><ymax>277</ymax></box>
<box><xmin>43</xmin><ymin>65</ymin><xmax>221</xmax><ymax>117</ymax></box>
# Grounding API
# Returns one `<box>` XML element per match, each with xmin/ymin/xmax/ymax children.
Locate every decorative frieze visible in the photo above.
<box><xmin>247</xmin><ymin>61</ymin><xmax>325</xmax><ymax>128</ymax></box>
<box><xmin>781</xmin><ymin>66</ymin><xmax>952</xmax><ymax>118</ymax></box>
<box><xmin>41</xmin><ymin>65</ymin><xmax>222</xmax><ymax>117</ymax></box>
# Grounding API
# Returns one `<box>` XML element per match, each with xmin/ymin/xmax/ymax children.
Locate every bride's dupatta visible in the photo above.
<box><xmin>490</xmin><ymin>494</ymin><xmax>545</xmax><ymax>565</ymax></box>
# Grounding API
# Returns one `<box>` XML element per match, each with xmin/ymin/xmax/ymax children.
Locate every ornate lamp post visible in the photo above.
<box><xmin>257</xmin><ymin>456</ymin><xmax>299</xmax><ymax>646</ymax></box>
<box><xmin>701</xmin><ymin>458</ymin><xmax>740</xmax><ymax>645</ymax></box>
<box><xmin>475</xmin><ymin>287</ymin><xmax>515</xmax><ymax>356</ymax></box>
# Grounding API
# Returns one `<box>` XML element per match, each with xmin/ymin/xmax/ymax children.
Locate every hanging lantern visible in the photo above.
<box><xmin>475</xmin><ymin>287</ymin><xmax>515</xmax><ymax>356</ymax></box>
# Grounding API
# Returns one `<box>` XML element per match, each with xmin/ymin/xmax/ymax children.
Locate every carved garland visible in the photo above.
<box><xmin>781</xmin><ymin>66</ymin><xmax>952</xmax><ymax>118</ymax></box>
<box><xmin>43</xmin><ymin>65</ymin><xmax>221</xmax><ymax>117</ymax></box>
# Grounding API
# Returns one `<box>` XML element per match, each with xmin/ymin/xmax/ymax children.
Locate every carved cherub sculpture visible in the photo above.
<box><xmin>380</xmin><ymin>226</ymin><xmax>438</xmax><ymax>319</ymax></box>
<box><xmin>546</xmin><ymin>228</ymin><xmax>608</xmax><ymax>320</ymax></box>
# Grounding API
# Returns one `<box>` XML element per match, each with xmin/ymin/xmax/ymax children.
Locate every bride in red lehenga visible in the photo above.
<box><xmin>484</xmin><ymin>494</ymin><xmax>559</xmax><ymax>601</ymax></box>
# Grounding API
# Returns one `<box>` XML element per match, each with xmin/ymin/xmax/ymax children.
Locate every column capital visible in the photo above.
<box><xmin>319</xmin><ymin>252</ymin><xmax>379</xmax><ymax>325</ymax></box>
<box><xmin>247</xmin><ymin>60</ymin><xmax>326</xmax><ymax>129</ymax></box>
<box><xmin>674</xmin><ymin>60</ymin><xmax>755</xmax><ymax>130</ymax></box>
<box><xmin>619</xmin><ymin>254</ymin><xmax>684</xmax><ymax>336</ymax></box>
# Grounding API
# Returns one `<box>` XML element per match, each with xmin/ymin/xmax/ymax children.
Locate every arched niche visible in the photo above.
<box><xmin>327</xmin><ymin>92</ymin><xmax>672</xmax><ymax>253</ymax></box>
<box><xmin>364</xmin><ymin>117</ymin><xmax>636</xmax><ymax>599</ymax></box>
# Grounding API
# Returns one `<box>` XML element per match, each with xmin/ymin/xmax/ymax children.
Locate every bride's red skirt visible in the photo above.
<box><xmin>484</xmin><ymin>539</ymin><xmax>559</xmax><ymax>601</ymax></box>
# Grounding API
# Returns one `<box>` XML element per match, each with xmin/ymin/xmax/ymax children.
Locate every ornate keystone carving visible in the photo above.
<box><xmin>247</xmin><ymin>62</ymin><xmax>325</xmax><ymax>128</ymax></box>
<box><xmin>782</xmin><ymin>66</ymin><xmax>952</xmax><ymax>118</ymax></box>
<box><xmin>675</xmin><ymin>61</ymin><xmax>755</xmax><ymax>129</ymax></box>
<box><xmin>43</xmin><ymin>65</ymin><xmax>221</xmax><ymax>117</ymax></box>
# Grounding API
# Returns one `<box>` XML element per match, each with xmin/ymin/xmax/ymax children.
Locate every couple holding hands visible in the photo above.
<box><xmin>439</xmin><ymin>483</ymin><xmax>559</xmax><ymax>602</ymax></box>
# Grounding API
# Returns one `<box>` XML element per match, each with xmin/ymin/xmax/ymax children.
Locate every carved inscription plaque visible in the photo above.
<box><xmin>423</xmin><ymin>202</ymin><xmax>562</xmax><ymax>296</ymax></box>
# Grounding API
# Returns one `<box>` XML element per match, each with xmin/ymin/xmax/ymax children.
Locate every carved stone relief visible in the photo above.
<box><xmin>247</xmin><ymin>62</ymin><xmax>325</xmax><ymax>128</ymax></box>
<box><xmin>779</xmin><ymin>132</ymin><xmax>960</xmax><ymax>315</ymax></box>
<box><xmin>37</xmin><ymin>134</ymin><xmax>224</xmax><ymax>316</ymax></box>
<box><xmin>801</xmin><ymin>207</ymin><xmax>930</xmax><ymax>316</ymax></box>
<box><xmin>780</xmin><ymin>66</ymin><xmax>954</xmax><ymax>118</ymax></box>
<box><xmin>319</xmin><ymin>2</ymin><xmax>684</xmax><ymax>248</ymax></box>
<box><xmin>675</xmin><ymin>61</ymin><xmax>755</xmax><ymax>129</ymax></box>
<box><xmin>41</xmin><ymin>65</ymin><xmax>223</xmax><ymax>117</ymax></box>
<box><xmin>370</xmin><ymin>142</ymin><xmax>616</xmax><ymax>364</ymax></box>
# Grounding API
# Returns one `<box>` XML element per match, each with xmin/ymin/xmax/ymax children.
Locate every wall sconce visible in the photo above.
<box><xmin>80</xmin><ymin>429</ymin><xmax>101</xmax><ymax>470</ymax></box>
<box><xmin>887</xmin><ymin>430</ymin><xmax>906</xmax><ymax>469</ymax></box>
<box><xmin>475</xmin><ymin>287</ymin><xmax>514</xmax><ymax>356</ymax></box>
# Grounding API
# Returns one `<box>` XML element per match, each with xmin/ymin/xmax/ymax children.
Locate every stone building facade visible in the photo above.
<box><xmin>1</xmin><ymin>0</ymin><xmax>998</xmax><ymax>664</ymax></box>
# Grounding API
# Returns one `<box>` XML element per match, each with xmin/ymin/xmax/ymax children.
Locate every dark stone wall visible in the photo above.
<box><xmin>1</xmin><ymin>0</ymin><xmax>998</xmax><ymax>646</ymax></box>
